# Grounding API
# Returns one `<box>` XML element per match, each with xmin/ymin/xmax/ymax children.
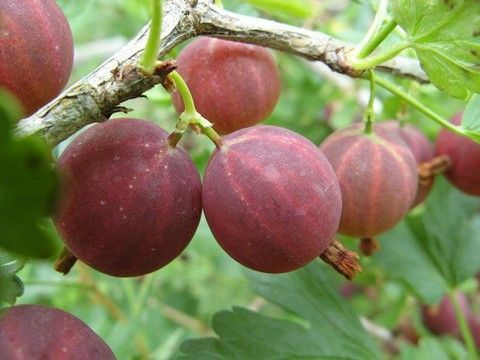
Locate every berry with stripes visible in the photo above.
<box><xmin>202</xmin><ymin>125</ymin><xmax>342</xmax><ymax>273</ymax></box>
<box><xmin>320</xmin><ymin>124</ymin><xmax>418</xmax><ymax>238</ymax></box>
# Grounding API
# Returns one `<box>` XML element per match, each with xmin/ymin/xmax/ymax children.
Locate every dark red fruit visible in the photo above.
<box><xmin>436</xmin><ymin>113</ymin><xmax>480</xmax><ymax>196</ymax></box>
<box><xmin>421</xmin><ymin>292</ymin><xmax>471</xmax><ymax>337</ymax></box>
<box><xmin>378</xmin><ymin>121</ymin><xmax>435</xmax><ymax>207</ymax></box>
<box><xmin>0</xmin><ymin>0</ymin><xmax>74</xmax><ymax>115</ymax></box>
<box><xmin>172</xmin><ymin>37</ymin><xmax>281</xmax><ymax>135</ymax></box>
<box><xmin>54</xmin><ymin>118</ymin><xmax>202</xmax><ymax>277</ymax></box>
<box><xmin>320</xmin><ymin>124</ymin><xmax>418</xmax><ymax>238</ymax></box>
<box><xmin>0</xmin><ymin>305</ymin><xmax>115</xmax><ymax>359</ymax></box>
<box><xmin>202</xmin><ymin>125</ymin><xmax>342</xmax><ymax>273</ymax></box>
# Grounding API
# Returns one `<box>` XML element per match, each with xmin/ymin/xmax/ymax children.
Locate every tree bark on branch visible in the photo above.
<box><xmin>16</xmin><ymin>0</ymin><xmax>427</xmax><ymax>147</ymax></box>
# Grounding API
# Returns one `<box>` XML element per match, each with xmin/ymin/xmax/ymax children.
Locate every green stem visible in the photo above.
<box><xmin>139</xmin><ymin>0</ymin><xmax>163</xmax><ymax>74</ymax></box>
<box><xmin>168</xmin><ymin>71</ymin><xmax>223</xmax><ymax>148</ymax></box>
<box><xmin>450</xmin><ymin>291</ymin><xmax>478</xmax><ymax>360</ymax></box>
<box><xmin>195</xmin><ymin>121</ymin><xmax>223</xmax><ymax>148</ymax></box>
<box><xmin>374</xmin><ymin>76</ymin><xmax>471</xmax><ymax>138</ymax></box>
<box><xmin>356</xmin><ymin>0</ymin><xmax>391</xmax><ymax>58</ymax></box>
<box><xmin>363</xmin><ymin>70</ymin><xmax>376</xmax><ymax>134</ymax></box>
<box><xmin>215</xmin><ymin>0</ymin><xmax>224</xmax><ymax>8</ymax></box>
<box><xmin>169</xmin><ymin>71</ymin><xmax>196</xmax><ymax>115</ymax></box>
<box><xmin>352</xmin><ymin>41</ymin><xmax>410</xmax><ymax>70</ymax></box>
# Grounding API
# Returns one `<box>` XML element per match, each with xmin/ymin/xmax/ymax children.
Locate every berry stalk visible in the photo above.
<box><xmin>374</xmin><ymin>76</ymin><xmax>478</xmax><ymax>143</ymax></box>
<box><xmin>139</xmin><ymin>0</ymin><xmax>163</xmax><ymax>74</ymax></box>
<box><xmin>355</xmin><ymin>0</ymin><xmax>395</xmax><ymax>59</ymax></box>
<box><xmin>168</xmin><ymin>70</ymin><xmax>222</xmax><ymax>148</ymax></box>
<box><xmin>450</xmin><ymin>291</ymin><xmax>478</xmax><ymax>360</ymax></box>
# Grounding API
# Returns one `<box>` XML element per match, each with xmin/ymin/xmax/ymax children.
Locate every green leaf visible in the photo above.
<box><xmin>0</xmin><ymin>250</ymin><xmax>24</xmax><ymax>305</ymax></box>
<box><xmin>180</xmin><ymin>263</ymin><xmax>382</xmax><ymax>359</ymax></box>
<box><xmin>462</xmin><ymin>94</ymin><xmax>480</xmax><ymax>132</ymax></box>
<box><xmin>399</xmin><ymin>337</ymin><xmax>467</xmax><ymax>360</ymax></box>
<box><xmin>373</xmin><ymin>177</ymin><xmax>480</xmax><ymax>303</ymax></box>
<box><xmin>0</xmin><ymin>90</ymin><xmax>60</xmax><ymax>258</ymax></box>
<box><xmin>241</xmin><ymin>0</ymin><xmax>312</xmax><ymax>19</ymax></box>
<box><xmin>389</xmin><ymin>0</ymin><xmax>480</xmax><ymax>100</ymax></box>
<box><xmin>465</xmin><ymin>129</ymin><xmax>480</xmax><ymax>144</ymax></box>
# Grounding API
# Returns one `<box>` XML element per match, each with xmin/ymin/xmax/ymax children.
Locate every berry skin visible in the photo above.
<box><xmin>320</xmin><ymin>124</ymin><xmax>418</xmax><ymax>238</ymax></box>
<box><xmin>202</xmin><ymin>125</ymin><xmax>342</xmax><ymax>273</ymax></box>
<box><xmin>54</xmin><ymin>118</ymin><xmax>202</xmax><ymax>277</ymax></box>
<box><xmin>435</xmin><ymin>113</ymin><xmax>480</xmax><ymax>196</ymax></box>
<box><xmin>172</xmin><ymin>37</ymin><xmax>281</xmax><ymax>135</ymax></box>
<box><xmin>421</xmin><ymin>292</ymin><xmax>471</xmax><ymax>337</ymax></box>
<box><xmin>0</xmin><ymin>0</ymin><xmax>74</xmax><ymax>115</ymax></box>
<box><xmin>377</xmin><ymin>121</ymin><xmax>435</xmax><ymax>207</ymax></box>
<box><xmin>0</xmin><ymin>305</ymin><xmax>115</xmax><ymax>359</ymax></box>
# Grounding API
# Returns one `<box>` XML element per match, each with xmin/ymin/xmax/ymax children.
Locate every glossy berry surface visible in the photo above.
<box><xmin>378</xmin><ymin>120</ymin><xmax>435</xmax><ymax>207</ymax></box>
<box><xmin>172</xmin><ymin>37</ymin><xmax>281</xmax><ymax>134</ymax></box>
<box><xmin>320</xmin><ymin>124</ymin><xmax>418</xmax><ymax>238</ymax></box>
<box><xmin>436</xmin><ymin>113</ymin><xmax>480</xmax><ymax>196</ymax></box>
<box><xmin>202</xmin><ymin>125</ymin><xmax>342</xmax><ymax>273</ymax></box>
<box><xmin>0</xmin><ymin>0</ymin><xmax>74</xmax><ymax>115</ymax></box>
<box><xmin>0</xmin><ymin>305</ymin><xmax>115</xmax><ymax>359</ymax></box>
<box><xmin>54</xmin><ymin>118</ymin><xmax>202</xmax><ymax>277</ymax></box>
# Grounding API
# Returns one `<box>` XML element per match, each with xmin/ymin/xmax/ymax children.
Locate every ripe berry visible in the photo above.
<box><xmin>421</xmin><ymin>292</ymin><xmax>471</xmax><ymax>337</ymax></box>
<box><xmin>377</xmin><ymin>121</ymin><xmax>435</xmax><ymax>207</ymax></box>
<box><xmin>0</xmin><ymin>305</ymin><xmax>115</xmax><ymax>359</ymax></box>
<box><xmin>172</xmin><ymin>37</ymin><xmax>281</xmax><ymax>134</ymax></box>
<box><xmin>202</xmin><ymin>125</ymin><xmax>342</xmax><ymax>273</ymax></box>
<box><xmin>320</xmin><ymin>124</ymin><xmax>418</xmax><ymax>238</ymax></box>
<box><xmin>0</xmin><ymin>0</ymin><xmax>74</xmax><ymax>115</ymax></box>
<box><xmin>54</xmin><ymin>118</ymin><xmax>202</xmax><ymax>277</ymax></box>
<box><xmin>435</xmin><ymin>113</ymin><xmax>480</xmax><ymax>196</ymax></box>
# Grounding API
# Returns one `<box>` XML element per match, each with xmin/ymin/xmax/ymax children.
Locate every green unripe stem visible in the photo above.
<box><xmin>357</xmin><ymin>19</ymin><xmax>398</xmax><ymax>59</ymax></box>
<box><xmin>193</xmin><ymin>116</ymin><xmax>223</xmax><ymax>149</ymax></box>
<box><xmin>449</xmin><ymin>291</ymin><xmax>478</xmax><ymax>360</ymax></box>
<box><xmin>169</xmin><ymin>71</ymin><xmax>197</xmax><ymax>116</ymax></box>
<box><xmin>139</xmin><ymin>0</ymin><xmax>163</xmax><ymax>74</ymax></box>
<box><xmin>363</xmin><ymin>70</ymin><xmax>376</xmax><ymax>134</ymax></box>
<box><xmin>168</xmin><ymin>71</ymin><xmax>222</xmax><ymax>148</ymax></box>
<box><xmin>355</xmin><ymin>0</ymin><xmax>391</xmax><ymax>59</ymax></box>
<box><xmin>352</xmin><ymin>41</ymin><xmax>410</xmax><ymax>70</ymax></box>
<box><xmin>374</xmin><ymin>76</ymin><xmax>473</xmax><ymax>140</ymax></box>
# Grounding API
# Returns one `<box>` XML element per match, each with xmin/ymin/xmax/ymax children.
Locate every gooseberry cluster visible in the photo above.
<box><xmin>50</xmin><ymin>36</ymin><xmax>480</xmax><ymax>279</ymax></box>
